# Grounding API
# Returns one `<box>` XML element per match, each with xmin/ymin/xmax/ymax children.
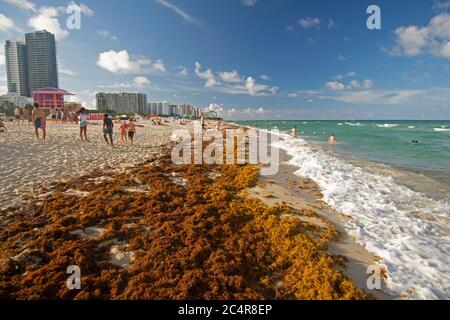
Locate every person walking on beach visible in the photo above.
<box><xmin>22</xmin><ymin>106</ymin><xmax>31</xmax><ymax>126</ymax></box>
<box><xmin>328</xmin><ymin>133</ymin><xmax>336</xmax><ymax>145</ymax></box>
<box><xmin>14</xmin><ymin>107</ymin><xmax>21</xmax><ymax>126</ymax></box>
<box><xmin>32</xmin><ymin>103</ymin><xmax>47</xmax><ymax>143</ymax></box>
<box><xmin>103</xmin><ymin>114</ymin><xmax>114</xmax><ymax>147</ymax></box>
<box><xmin>127</xmin><ymin>119</ymin><xmax>136</xmax><ymax>145</ymax></box>
<box><xmin>79</xmin><ymin>108</ymin><xmax>89</xmax><ymax>141</ymax></box>
<box><xmin>119</xmin><ymin>121</ymin><xmax>128</xmax><ymax>144</ymax></box>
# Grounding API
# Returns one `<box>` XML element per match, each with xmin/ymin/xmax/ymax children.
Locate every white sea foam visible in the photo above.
<box><xmin>376</xmin><ymin>124</ymin><xmax>399</xmax><ymax>128</ymax></box>
<box><xmin>434</xmin><ymin>128</ymin><xmax>450</xmax><ymax>132</ymax></box>
<box><xmin>345</xmin><ymin>122</ymin><xmax>364</xmax><ymax>126</ymax></box>
<box><xmin>408</xmin><ymin>126</ymin><xmax>416</xmax><ymax>129</ymax></box>
<box><xmin>273</xmin><ymin>134</ymin><xmax>450</xmax><ymax>300</ymax></box>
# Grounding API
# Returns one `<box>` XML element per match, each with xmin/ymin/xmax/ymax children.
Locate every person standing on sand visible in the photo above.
<box><xmin>32</xmin><ymin>103</ymin><xmax>46</xmax><ymax>143</ymax></box>
<box><xmin>119</xmin><ymin>121</ymin><xmax>127</xmax><ymax>144</ymax></box>
<box><xmin>127</xmin><ymin>119</ymin><xmax>136</xmax><ymax>145</ymax></box>
<box><xmin>22</xmin><ymin>106</ymin><xmax>31</xmax><ymax>125</ymax></box>
<box><xmin>103</xmin><ymin>114</ymin><xmax>114</xmax><ymax>147</ymax></box>
<box><xmin>78</xmin><ymin>108</ymin><xmax>88</xmax><ymax>141</ymax></box>
<box><xmin>14</xmin><ymin>107</ymin><xmax>21</xmax><ymax>126</ymax></box>
<box><xmin>328</xmin><ymin>133</ymin><xmax>336</xmax><ymax>145</ymax></box>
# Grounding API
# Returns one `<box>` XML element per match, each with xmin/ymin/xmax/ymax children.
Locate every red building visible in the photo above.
<box><xmin>33</xmin><ymin>87</ymin><xmax>74</xmax><ymax>110</ymax></box>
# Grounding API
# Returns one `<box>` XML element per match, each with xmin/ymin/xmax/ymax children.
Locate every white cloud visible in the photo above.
<box><xmin>298</xmin><ymin>17</ymin><xmax>320</xmax><ymax>28</ymax></box>
<box><xmin>241</xmin><ymin>0</ymin><xmax>258</xmax><ymax>6</ymax></box>
<box><xmin>152</xmin><ymin>59</ymin><xmax>166</xmax><ymax>72</ymax></box>
<box><xmin>3</xmin><ymin>0</ymin><xmax>37</xmax><ymax>12</ymax></box>
<box><xmin>390</xmin><ymin>12</ymin><xmax>450</xmax><ymax>60</ymax></box>
<box><xmin>178</xmin><ymin>66</ymin><xmax>188</xmax><ymax>76</ymax></box>
<box><xmin>260</xmin><ymin>74</ymin><xmax>270</xmax><ymax>81</ymax></box>
<box><xmin>326</xmin><ymin>78</ymin><xmax>373</xmax><ymax>91</ymax></box>
<box><xmin>97</xmin><ymin>50</ymin><xmax>151</xmax><ymax>74</ymax></box>
<box><xmin>0</xmin><ymin>51</ymin><xmax>5</xmax><ymax>65</ymax></box>
<box><xmin>60</xmin><ymin>68</ymin><xmax>77</xmax><ymax>76</ymax></box>
<box><xmin>219</xmin><ymin>70</ymin><xmax>241</xmax><ymax>83</ymax></box>
<box><xmin>133</xmin><ymin>76</ymin><xmax>151</xmax><ymax>88</ymax></box>
<box><xmin>338</xmin><ymin>54</ymin><xmax>346</xmax><ymax>61</ymax></box>
<box><xmin>287</xmin><ymin>93</ymin><xmax>298</xmax><ymax>98</ymax></box>
<box><xmin>325</xmin><ymin>81</ymin><xmax>345</xmax><ymax>91</ymax></box>
<box><xmin>195</xmin><ymin>61</ymin><xmax>217</xmax><ymax>88</ymax></box>
<box><xmin>155</xmin><ymin>0</ymin><xmax>199</xmax><ymax>25</ymax></box>
<box><xmin>286</xmin><ymin>25</ymin><xmax>294</xmax><ymax>32</ymax></box>
<box><xmin>27</xmin><ymin>7</ymin><xmax>69</xmax><ymax>41</ymax></box>
<box><xmin>331</xmin><ymin>89</ymin><xmax>425</xmax><ymax>105</ymax></box>
<box><xmin>327</xmin><ymin>19</ymin><xmax>338</xmax><ymax>29</ymax></box>
<box><xmin>0</xmin><ymin>13</ymin><xmax>16</xmax><ymax>31</ymax></box>
<box><xmin>433</xmin><ymin>1</ymin><xmax>450</xmax><ymax>11</ymax></box>
<box><xmin>67</xmin><ymin>1</ymin><xmax>94</xmax><ymax>16</ymax></box>
<box><xmin>194</xmin><ymin>62</ymin><xmax>277</xmax><ymax>96</ymax></box>
<box><xmin>26</xmin><ymin>2</ymin><xmax>94</xmax><ymax>41</ymax></box>
<box><xmin>97</xmin><ymin>29</ymin><xmax>118</xmax><ymax>41</ymax></box>
<box><xmin>362</xmin><ymin>79</ymin><xmax>374</xmax><ymax>89</ymax></box>
<box><xmin>333</xmin><ymin>70</ymin><xmax>357</xmax><ymax>80</ymax></box>
<box><xmin>245</xmin><ymin>77</ymin><xmax>256</xmax><ymax>95</ymax></box>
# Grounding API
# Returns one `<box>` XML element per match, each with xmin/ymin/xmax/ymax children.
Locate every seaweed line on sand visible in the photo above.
<box><xmin>0</xmin><ymin>145</ymin><xmax>370</xmax><ymax>300</ymax></box>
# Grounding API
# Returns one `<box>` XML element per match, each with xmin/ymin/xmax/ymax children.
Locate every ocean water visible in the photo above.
<box><xmin>236</xmin><ymin>120</ymin><xmax>450</xmax><ymax>299</ymax></box>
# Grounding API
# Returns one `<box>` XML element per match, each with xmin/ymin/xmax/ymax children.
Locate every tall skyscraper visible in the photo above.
<box><xmin>5</xmin><ymin>40</ymin><xmax>29</xmax><ymax>97</ymax></box>
<box><xmin>25</xmin><ymin>30</ymin><xmax>59</xmax><ymax>94</ymax></box>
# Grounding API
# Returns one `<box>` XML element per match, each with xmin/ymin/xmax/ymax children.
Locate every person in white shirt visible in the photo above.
<box><xmin>78</xmin><ymin>108</ymin><xmax>89</xmax><ymax>141</ymax></box>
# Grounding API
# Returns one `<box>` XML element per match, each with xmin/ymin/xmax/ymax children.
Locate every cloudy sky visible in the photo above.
<box><xmin>0</xmin><ymin>0</ymin><xmax>450</xmax><ymax>119</ymax></box>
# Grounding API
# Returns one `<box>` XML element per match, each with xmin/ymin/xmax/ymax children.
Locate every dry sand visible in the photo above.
<box><xmin>0</xmin><ymin>120</ymin><xmax>186</xmax><ymax>210</ymax></box>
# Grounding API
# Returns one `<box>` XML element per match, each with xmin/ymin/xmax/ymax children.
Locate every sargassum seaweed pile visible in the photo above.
<box><xmin>0</xmin><ymin>149</ymin><xmax>370</xmax><ymax>300</ymax></box>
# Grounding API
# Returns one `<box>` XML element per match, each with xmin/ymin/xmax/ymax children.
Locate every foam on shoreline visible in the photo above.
<box><xmin>271</xmin><ymin>133</ymin><xmax>450</xmax><ymax>299</ymax></box>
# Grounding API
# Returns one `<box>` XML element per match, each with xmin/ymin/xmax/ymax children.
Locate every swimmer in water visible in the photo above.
<box><xmin>328</xmin><ymin>133</ymin><xmax>336</xmax><ymax>145</ymax></box>
<box><xmin>291</xmin><ymin>126</ymin><xmax>297</xmax><ymax>138</ymax></box>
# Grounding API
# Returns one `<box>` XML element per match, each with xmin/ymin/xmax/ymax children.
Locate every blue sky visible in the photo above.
<box><xmin>1</xmin><ymin>0</ymin><xmax>450</xmax><ymax>119</ymax></box>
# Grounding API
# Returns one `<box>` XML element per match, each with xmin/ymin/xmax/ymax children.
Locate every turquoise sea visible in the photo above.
<box><xmin>236</xmin><ymin>120</ymin><xmax>450</xmax><ymax>196</ymax></box>
<box><xmin>235</xmin><ymin>119</ymin><xmax>450</xmax><ymax>299</ymax></box>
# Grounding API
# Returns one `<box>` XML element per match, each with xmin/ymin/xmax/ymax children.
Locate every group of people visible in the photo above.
<box><xmin>118</xmin><ymin>119</ymin><xmax>137</xmax><ymax>145</ymax></box>
<box><xmin>3</xmin><ymin>104</ymin><xmax>138</xmax><ymax>147</ymax></box>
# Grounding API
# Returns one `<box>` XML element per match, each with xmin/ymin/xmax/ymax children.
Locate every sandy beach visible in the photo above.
<box><xmin>0</xmin><ymin>121</ymin><xmax>185</xmax><ymax>210</ymax></box>
<box><xmin>0</xmin><ymin>120</ymin><xmax>386</xmax><ymax>299</ymax></box>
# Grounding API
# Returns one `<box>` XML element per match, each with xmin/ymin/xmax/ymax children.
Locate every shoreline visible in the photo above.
<box><xmin>249</xmin><ymin>147</ymin><xmax>393</xmax><ymax>299</ymax></box>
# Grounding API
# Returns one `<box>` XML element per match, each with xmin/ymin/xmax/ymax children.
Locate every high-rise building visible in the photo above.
<box><xmin>25</xmin><ymin>30</ymin><xmax>59</xmax><ymax>94</ymax></box>
<box><xmin>5</xmin><ymin>40</ymin><xmax>29</xmax><ymax>97</ymax></box>
<box><xmin>96</xmin><ymin>92</ymin><xmax>147</xmax><ymax>114</ymax></box>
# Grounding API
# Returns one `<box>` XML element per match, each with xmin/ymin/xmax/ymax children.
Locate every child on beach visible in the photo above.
<box><xmin>32</xmin><ymin>103</ymin><xmax>46</xmax><ymax>143</ymax></box>
<box><xmin>79</xmin><ymin>108</ymin><xmax>88</xmax><ymax>141</ymax></box>
<box><xmin>119</xmin><ymin>121</ymin><xmax>128</xmax><ymax>144</ymax></box>
<box><xmin>103</xmin><ymin>114</ymin><xmax>114</xmax><ymax>147</ymax></box>
<box><xmin>127</xmin><ymin>120</ymin><xmax>136</xmax><ymax>145</ymax></box>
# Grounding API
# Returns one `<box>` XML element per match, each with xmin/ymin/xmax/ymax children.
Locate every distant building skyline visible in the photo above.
<box><xmin>96</xmin><ymin>92</ymin><xmax>147</xmax><ymax>114</ymax></box>
<box><xmin>4</xmin><ymin>30</ymin><xmax>59</xmax><ymax>99</ymax></box>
